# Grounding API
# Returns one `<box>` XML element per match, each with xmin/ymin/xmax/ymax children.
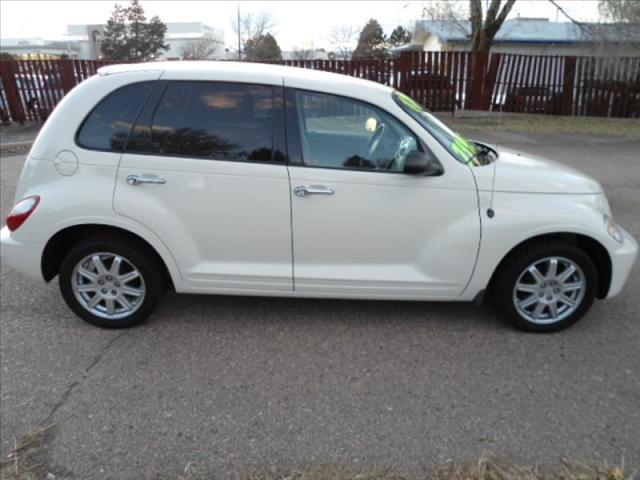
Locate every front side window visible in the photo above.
<box><xmin>148</xmin><ymin>81</ymin><xmax>277</xmax><ymax>162</ymax></box>
<box><xmin>295</xmin><ymin>90</ymin><xmax>420</xmax><ymax>172</ymax></box>
<box><xmin>392</xmin><ymin>91</ymin><xmax>482</xmax><ymax>166</ymax></box>
<box><xmin>77</xmin><ymin>82</ymin><xmax>152</xmax><ymax>151</ymax></box>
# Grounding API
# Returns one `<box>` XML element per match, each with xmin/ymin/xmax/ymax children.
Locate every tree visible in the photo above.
<box><xmin>352</xmin><ymin>19</ymin><xmax>387</xmax><ymax>59</ymax></box>
<box><xmin>231</xmin><ymin>10</ymin><xmax>276</xmax><ymax>59</ymax></box>
<box><xmin>101</xmin><ymin>0</ymin><xmax>168</xmax><ymax>61</ymax></box>
<box><xmin>0</xmin><ymin>52</ymin><xmax>15</xmax><ymax>61</ymax></box>
<box><xmin>328</xmin><ymin>25</ymin><xmax>356</xmax><ymax>60</ymax></box>
<box><xmin>469</xmin><ymin>0</ymin><xmax>516</xmax><ymax>51</ymax></box>
<box><xmin>598</xmin><ymin>0</ymin><xmax>640</xmax><ymax>23</ymax></box>
<box><xmin>388</xmin><ymin>25</ymin><xmax>412</xmax><ymax>46</ymax></box>
<box><xmin>244</xmin><ymin>33</ymin><xmax>282</xmax><ymax>61</ymax></box>
<box><xmin>181</xmin><ymin>37</ymin><xmax>221</xmax><ymax>60</ymax></box>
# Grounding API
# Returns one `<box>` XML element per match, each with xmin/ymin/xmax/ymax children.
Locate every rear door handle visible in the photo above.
<box><xmin>126</xmin><ymin>174</ymin><xmax>166</xmax><ymax>186</ymax></box>
<box><xmin>293</xmin><ymin>185</ymin><xmax>335</xmax><ymax>197</ymax></box>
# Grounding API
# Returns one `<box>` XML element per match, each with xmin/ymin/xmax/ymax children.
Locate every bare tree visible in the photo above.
<box><xmin>328</xmin><ymin>25</ymin><xmax>356</xmax><ymax>60</ymax></box>
<box><xmin>230</xmin><ymin>10</ymin><xmax>277</xmax><ymax>59</ymax></box>
<box><xmin>292</xmin><ymin>46</ymin><xmax>314</xmax><ymax>60</ymax></box>
<box><xmin>469</xmin><ymin>0</ymin><xmax>516</xmax><ymax>51</ymax></box>
<box><xmin>180</xmin><ymin>37</ymin><xmax>221</xmax><ymax>60</ymax></box>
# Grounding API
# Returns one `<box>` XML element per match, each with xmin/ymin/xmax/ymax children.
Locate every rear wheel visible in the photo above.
<box><xmin>59</xmin><ymin>236</ymin><xmax>163</xmax><ymax>328</ymax></box>
<box><xmin>494</xmin><ymin>242</ymin><xmax>598</xmax><ymax>332</ymax></box>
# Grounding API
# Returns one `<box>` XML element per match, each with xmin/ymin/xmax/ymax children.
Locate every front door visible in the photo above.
<box><xmin>287</xmin><ymin>89</ymin><xmax>480</xmax><ymax>299</ymax></box>
<box><xmin>114</xmin><ymin>80</ymin><xmax>293</xmax><ymax>292</ymax></box>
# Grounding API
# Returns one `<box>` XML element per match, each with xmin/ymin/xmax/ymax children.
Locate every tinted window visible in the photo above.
<box><xmin>295</xmin><ymin>90</ymin><xmax>420</xmax><ymax>172</ymax></box>
<box><xmin>148</xmin><ymin>81</ymin><xmax>277</xmax><ymax>162</ymax></box>
<box><xmin>77</xmin><ymin>82</ymin><xmax>152</xmax><ymax>151</ymax></box>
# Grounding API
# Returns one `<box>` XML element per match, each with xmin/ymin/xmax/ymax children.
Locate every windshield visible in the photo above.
<box><xmin>392</xmin><ymin>91</ymin><xmax>484</xmax><ymax>166</ymax></box>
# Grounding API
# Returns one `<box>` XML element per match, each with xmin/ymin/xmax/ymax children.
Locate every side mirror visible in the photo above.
<box><xmin>403</xmin><ymin>150</ymin><xmax>444</xmax><ymax>176</ymax></box>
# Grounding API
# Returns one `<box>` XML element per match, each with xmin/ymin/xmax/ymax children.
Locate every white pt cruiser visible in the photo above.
<box><xmin>1</xmin><ymin>62</ymin><xmax>637</xmax><ymax>332</ymax></box>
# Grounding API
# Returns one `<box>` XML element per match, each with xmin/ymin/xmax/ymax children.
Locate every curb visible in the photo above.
<box><xmin>0</xmin><ymin>141</ymin><xmax>33</xmax><ymax>156</ymax></box>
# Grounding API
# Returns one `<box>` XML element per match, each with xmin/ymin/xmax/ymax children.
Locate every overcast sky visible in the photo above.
<box><xmin>1</xmin><ymin>0</ymin><xmax>602</xmax><ymax>51</ymax></box>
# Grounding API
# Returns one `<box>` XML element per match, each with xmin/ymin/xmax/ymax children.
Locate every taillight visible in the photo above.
<box><xmin>6</xmin><ymin>195</ymin><xmax>40</xmax><ymax>231</ymax></box>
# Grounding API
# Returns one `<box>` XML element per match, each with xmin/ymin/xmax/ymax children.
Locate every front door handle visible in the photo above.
<box><xmin>126</xmin><ymin>174</ymin><xmax>166</xmax><ymax>186</ymax></box>
<box><xmin>293</xmin><ymin>185</ymin><xmax>335</xmax><ymax>197</ymax></box>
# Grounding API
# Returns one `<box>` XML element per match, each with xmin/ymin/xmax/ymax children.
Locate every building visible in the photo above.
<box><xmin>0</xmin><ymin>37</ymin><xmax>81</xmax><ymax>59</ymax></box>
<box><xmin>395</xmin><ymin>18</ymin><xmax>640</xmax><ymax>56</ymax></box>
<box><xmin>67</xmin><ymin>22</ymin><xmax>224</xmax><ymax>60</ymax></box>
<box><xmin>281</xmin><ymin>48</ymin><xmax>336</xmax><ymax>61</ymax></box>
<box><xmin>0</xmin><ymin>22</ymin><xmax>224</xmax><ymax>60</ymax></box>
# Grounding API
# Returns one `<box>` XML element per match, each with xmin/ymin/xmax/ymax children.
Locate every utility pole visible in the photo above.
<box><xmin>237</xmin><ymin>3</ymin><xmax>241</xmax><ymax>60</ymax></box>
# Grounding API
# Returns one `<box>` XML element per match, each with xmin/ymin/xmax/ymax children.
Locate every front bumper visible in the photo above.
<box><xmin>607</xmin><ymin>225</ymin><xmax>638</xmax><ymax>298</ymax></box>
<box><xmin>0</xmin><ymin>226</ymin><xmax>45</xmax><ymax>281</ymax></box>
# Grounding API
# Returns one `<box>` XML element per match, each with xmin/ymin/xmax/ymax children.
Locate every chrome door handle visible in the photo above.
<box><xmin>126</xmin><ymin>174</ymin><xmax>166</xmax><ymax>186</ymax></box>
<box><xmin>293</xmin><ymin>185</ymin><xmax>335</xmax><ymax>197</ymax></box>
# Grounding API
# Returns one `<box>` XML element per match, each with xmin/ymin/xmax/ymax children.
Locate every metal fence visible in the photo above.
<box><xmin>1</xmin><ymin>52</ymin><xmax>639</xmax><ymax>123</ymax></box>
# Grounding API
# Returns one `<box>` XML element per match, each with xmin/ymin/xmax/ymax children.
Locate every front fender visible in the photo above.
<box><xmin>461</xmin><ymin>191</ymin><xmax>618</xmax><ymax>300</ymax></box>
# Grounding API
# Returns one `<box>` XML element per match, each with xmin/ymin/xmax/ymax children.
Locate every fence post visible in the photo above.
<box><xmin>0</xmin><ymin>61</ymin><xmax>26</xmax><ymax>123</ymax></box>
<box><xmin>60</xmin><ymin>59</ymin><xmax>77</xmax><ymax>94</ymax></box>
<box><xmin>561</xmin><ymin>56</ymin><xmax>576</xmax><ymax>116</ymax></box>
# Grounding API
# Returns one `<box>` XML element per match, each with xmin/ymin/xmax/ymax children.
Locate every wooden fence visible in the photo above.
<box><xmin>1</xmin><ymin>52</ymin><xmax>639</xmax><ymax>123</ymax></box>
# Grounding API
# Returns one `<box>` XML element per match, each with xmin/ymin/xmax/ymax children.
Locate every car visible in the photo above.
<box><xmin>1</xmin><ymin>61</ymin><xmax>637</xmax><ymax>332</ymax></box>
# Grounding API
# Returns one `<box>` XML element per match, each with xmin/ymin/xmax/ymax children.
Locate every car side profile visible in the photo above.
<box><xmin>1</xmin><ymin>62</ymin><xmax>637</xmax><ymax>332</ymax></box>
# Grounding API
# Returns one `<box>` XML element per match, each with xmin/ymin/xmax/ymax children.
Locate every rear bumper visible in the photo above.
<box><xmin>607</xmin><ymin>226</ymin><xmax>638</xmax><ymax>298</ymax></box>
<box><xmin>0</xmin><ymin>226</ymin><xmax>45</xmax><ymax>281</ymax></box>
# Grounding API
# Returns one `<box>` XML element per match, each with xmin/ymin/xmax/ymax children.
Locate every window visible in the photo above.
<box><xmin>146</xmin><ymin>81</ymin><xmax>279</xmax><ymax>162</ymax></box>
<box><xmin>392</xmin><ymin>91</ymin><xmax>482</xmax><ymax>166</ymax></box>
<box><xmin>294</xmin><ymin>90</ymin><xmax>420</xmax><ymax>172</ymax></box>
<box><xmin>77</xmin><ymin>82</ymin><xmax>153</xmax><ymax>151</ymax></box>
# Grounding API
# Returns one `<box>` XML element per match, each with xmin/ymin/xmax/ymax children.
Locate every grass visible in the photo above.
<box><xmin>1</xmin><ymin>430</ymin><xmax>634</xmax><ymax>480</ymax></box>
<box><xmin>442</xmin><ymin>113</ymin><xmax>640</xmax><ymax>139</ymax></box>
<box><xmin>172</xmin><ymin>455</ymin><xmax>636</xmax><ymax>480</ymax></box>
<box><xmin>0</xmin><ymin>426</ymin><xmax>53</xmax><ymax>480</ymax></box>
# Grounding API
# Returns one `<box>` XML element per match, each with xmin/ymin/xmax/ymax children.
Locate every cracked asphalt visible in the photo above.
<box><xmin>1</xmin><ymin>130</ymin><xmax>639</xmax><ymax>479</ymax></box>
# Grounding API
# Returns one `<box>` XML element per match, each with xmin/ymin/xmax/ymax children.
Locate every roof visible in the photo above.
<box><xmin>419</xmin><ymin>19</ymin><xmax>640</xmax><ymax>44</ymax></box>
<box><xmin>97</xmin><ymin>61</ymin><xmax>392</xmax><ymax>95</ymax></box>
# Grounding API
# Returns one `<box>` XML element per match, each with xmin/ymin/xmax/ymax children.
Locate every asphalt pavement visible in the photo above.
<box><xmin>1</xmin><ymin>130</ymin><xmax>639</xmax><ymax>479</ymax></box>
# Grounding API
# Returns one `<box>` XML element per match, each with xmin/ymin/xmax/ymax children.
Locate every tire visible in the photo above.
<box><xmin>59</xmin><ymin>235</ymin><xmax>164</xmax><ymax>328</ymax></box>
<box><xmin>493</xmin><ymin>241</ymin><xmax>598</xmax><ymax>333</ymax></box>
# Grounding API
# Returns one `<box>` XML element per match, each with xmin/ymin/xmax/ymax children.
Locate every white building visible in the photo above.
<box><xmin>0</xmin><ymin>22</ymin><xmax>224</xmax><ymax>60</ymax></box>
<box><xmin>67</xmin><ymin>22</ymin><xmax>224</xmax><ymax>60</ymax></box>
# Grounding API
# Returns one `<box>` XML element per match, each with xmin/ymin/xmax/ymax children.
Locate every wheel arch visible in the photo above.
<box><xmin>486</xmin><ymin>232</ymin><xmax>612</xmax><ymax>300</ymax></box>
<box><xmin>41</xmin><ymin>224</ymin><xmax>175</xmax><ymax>290</ymax></box>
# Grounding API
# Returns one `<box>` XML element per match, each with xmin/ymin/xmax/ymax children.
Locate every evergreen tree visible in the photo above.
<box><xmin>388</xmin><ymin>25</ymin><xmax>412</xmax><ymax>46</ymax></box>
<box><xmin>244</xmin><ymin>33</ymin><xmax>282</xmax><ymax>61</ymax></box>
<box><xmin>101</xmin><ymin>0</ymin><xmax>168</xmax><ymax>61</ymax></box>
<box><xmin>352</xmin><ymin>19</ymin><xmax>387</xmax><ymax>59</ymax></box>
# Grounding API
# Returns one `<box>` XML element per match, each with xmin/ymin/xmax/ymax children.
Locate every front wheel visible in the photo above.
<box><xmin>494</xmin><ymin>242</ymin><xmax>598</xmax><ymax>332</ymax></box>
<box><xmin>59</xmin><ymin>235</ymin><xmax>163</xmax><ymax>328</ymax></box>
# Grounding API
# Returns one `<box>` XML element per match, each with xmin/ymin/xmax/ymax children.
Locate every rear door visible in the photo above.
<box><xmin>113</xmin><ymin>80</ymin><xmax>293</xmax><ymax>293</ymax></box>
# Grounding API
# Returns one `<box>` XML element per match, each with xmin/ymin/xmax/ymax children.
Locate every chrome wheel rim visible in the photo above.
<box><xmin>72</xmin><ymin>252</ymin><xmax>146</xmax><ymax>320</ymax></box>
<box><xmin>512</xmin><ymin>256</ymin><xmax>586</xmax><ymax>325</ymax></box>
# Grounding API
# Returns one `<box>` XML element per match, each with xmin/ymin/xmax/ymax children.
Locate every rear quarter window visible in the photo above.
<box><xmin>76</xmin><ymin>82</ymin><xmax>153</xmax><ymax>151</ymax></box>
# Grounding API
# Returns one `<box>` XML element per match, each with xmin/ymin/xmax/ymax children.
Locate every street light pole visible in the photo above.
<box><xmin>237</xmin><ymin>3</ymin><xmax>241</xmax><ymax>60</ymax></box>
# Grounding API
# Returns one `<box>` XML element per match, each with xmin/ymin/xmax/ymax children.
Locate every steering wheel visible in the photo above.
<box><xmin>391</xmin><ymin>136</ymin><xmax>416</xmax><ymax>172</ymax></box>
<box><xmin>366</xmin><ymin>123</ymin><xmax>387</xmax><ymax>158</ymax></box>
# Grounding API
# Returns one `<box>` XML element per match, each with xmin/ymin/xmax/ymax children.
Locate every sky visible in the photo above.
<box><xmin>0</xmin><ymin>0</ymin><xmax>603</xmax><ymax>51</ymax></box>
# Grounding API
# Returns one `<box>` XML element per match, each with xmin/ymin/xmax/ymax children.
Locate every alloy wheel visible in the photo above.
<box><xmin>512</xmin><ymin>256</ymin><xmax>586</xmax><ymax>325</ymax></box>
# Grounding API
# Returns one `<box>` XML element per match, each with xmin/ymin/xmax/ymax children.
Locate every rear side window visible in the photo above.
<box><xmin>77</xmin><ymin>82</ymin><xmax>152</xmax><ymax>151</ymax></box>
<box><xmin>146</xmin><ymin>81</ymin><xmax>277</xmax><ymax>162</ymax></box>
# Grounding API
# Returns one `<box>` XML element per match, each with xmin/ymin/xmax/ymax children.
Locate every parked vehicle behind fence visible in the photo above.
<box><xmin>1</xmin><ymin>62</ymin><xmax>637</xmax><ymax>331</ymax></box>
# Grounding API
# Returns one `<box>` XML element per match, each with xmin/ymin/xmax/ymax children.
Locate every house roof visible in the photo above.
<box><xmin>419</xmin><ymin>18</ymin><xmax>640</xmax><ymax>44</ymax></box>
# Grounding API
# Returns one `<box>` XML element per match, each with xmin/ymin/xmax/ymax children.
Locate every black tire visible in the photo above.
<box><xmin>493</xmin><ymin>241</ymin><xmax>598</xmax><ymax>333</ymax></box>
<box><xmin>59</xmin><ymin>235</ymin><xmax>164</xmax><ymax>328</ymax></box>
